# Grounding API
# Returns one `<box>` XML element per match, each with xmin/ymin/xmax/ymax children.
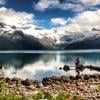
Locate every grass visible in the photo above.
<box><xmin>0</xmin><ymin>92</ymin><xmax>84</xmax><ymax>100</ymax></box>
<box><xmin>0</xmin><ymin>80</ymin><xmax>8</xmax><ymax>95</ymax></box>
<box><xmin>56</xmin><ymin>92</ymin><xmax>71</xmax><ymax>100</ymax></box>
<box><xmin>0</xmin><ymin>95</ymin><xmax>22</xmax><ymax>100</ymax></box>
<box><xmin>96</xmin><ymin>84</ymin><xmax>100</xmax><ymax>91</ymax></box>
<box><xmin>32</xmin><ymin>91</ymin><xmax>83</xmax><ymax>100</ymax></box>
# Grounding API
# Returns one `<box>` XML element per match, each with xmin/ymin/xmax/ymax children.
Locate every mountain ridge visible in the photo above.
<box><xmin>0</xmin><ymin>22</ymin><xmax>100</xmax><ymax>50</ymax></box>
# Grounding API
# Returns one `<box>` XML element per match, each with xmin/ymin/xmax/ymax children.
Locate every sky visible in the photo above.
<box><xmin>0</xmin><ymin>0</ymin><xmax>100</xmax><ymax>32</ymax></box>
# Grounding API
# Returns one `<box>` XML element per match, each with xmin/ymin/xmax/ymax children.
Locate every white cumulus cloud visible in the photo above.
<box><xmin>53</xmin><ymin>9</ymin><xmax>100</xmax><ymax>32</ymax></box>
<box><xmin>81</xmin><ymin>0</ymin><xmax>100</xmax><ymax>6</ymax></box>
<box><xmin>51</xmin><ymin>18</ymin><xmax>67</xmax><ymax>26</ymax></box>
<box><xmin>34</xmin><ymin>0</ymin><xmax>100</xmax><ymax>12</ymax></box>
<box><xmin>0</xmin><ymin>7</ymin><xmax>35</xmax><ymax>28</ymax></box>
<box><xmin>34</xmin><ymin>0</ymin><xmax>84</xmax><ymax>12</ymax></box>
<box><xmin>34</xmin><ymin>0</ymin><xmax>59</xmax><ymax>11</ymax></box>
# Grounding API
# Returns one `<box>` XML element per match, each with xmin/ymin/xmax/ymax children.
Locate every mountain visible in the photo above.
<box><xmin>65</xmin><ymin>34</ymin><xmax>100</xmax><ymax>49</ymax></box>
<box><xmin>0</xmin><ymin>22</ymin><xmax>100</xmax><ymax>50</ymax></box>
<box><xmin>0</xmin><ymin>22</ymin><xmax>45</xmax><ymax>50</ymax></box>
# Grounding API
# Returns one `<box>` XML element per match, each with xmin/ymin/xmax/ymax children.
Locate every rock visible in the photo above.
<box><xmin>89</xmin><ymin>78</ymin><xmax>94</xmax><ymax>82</ymax></box>
<box><xmin>94</xmin><ymin>78</ymin><xmax>99</xmax><ymax>82</ymax></box>
<box><xmin>91</xmin><ymin>74</ymin><xmax>99</xmax><ymax>79</ymax></box>
<box><xmin>21</xmin><ymin>79</ymin><xmax>34</xmax><ymax>86</ymax></box>
<box><xmin>25</xmin><ymin>86</ymin><xmax>35</xmax><ymax>90</ymax></box>
<box><xmin>54</xmin><ymin>81</ymin><xmax>61</xmax><ymax>85</ymax></box>
<box><xmin>0</xmin><ymin>77</ymin><xmax>4</xmax><ymax>80</ymax></box>
<box><xmin>59</xmin><ymin>67</ymin><xmax>62</xmax><ymax>70</ymax></box>
<box><xmin>61</xmin><ymin>76</ymin><xmax>69</xmax><ymax>82</ymax></box>
<box><xmin>42</xmin><ymin>78</ymin><xmax>52</xmax><ymax>85</ymax></box>
<box><xmin>51</xmin><ymin>76</ymin><xmax>61</xmax><ymax>81</ymax></box>
<box><xmin>84</xmin><ymin>75</ymin><xmax>90</xmax><ymax>80</ymax></box>
<box><xmin>76</xmin><ymin>64</ymin><xmax>85</xmax><ymax>72</ymax></box>
<box><xmin>75</xmin><ymin>75</ymin><xmax>81</xmax><ymax>80</ymax></box>
<box><xmin>11</xmin><ymin>77</ymin><xmax>21</xmax><ymax>82</ymax></box>
<box><xmin>5</xmin><ymin>77</ymin><xmax>11</xmax><ymax>83</ymax></box>
<box><xmin>35</xmin><ymin>82</ymin><xmax>41</xmax><ymax>88</ymax></box>
<box><xmin>11</xmin><ymin>77</ymin><xmax>21</xmax><ymax>84</ymax></box>
<box><xmin>69</xmin><ymin>76</ymin><xmax>75</xmax><ymax>80</ymax></box>
<box><xmin>63</xmin><ymin>64</ymin><xmax>70</xmax><ymax>72</ymax></box>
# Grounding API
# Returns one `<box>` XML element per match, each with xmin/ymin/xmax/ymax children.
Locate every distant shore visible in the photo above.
<box><xmin>1</xmin><ymin>49</ymin><xmax>100</xmax><ymax>53</ymax></box>
<box><xmin>0</xmin><ymin>74</ymin><xmax>100</xmax><ymax>99</ymax></box>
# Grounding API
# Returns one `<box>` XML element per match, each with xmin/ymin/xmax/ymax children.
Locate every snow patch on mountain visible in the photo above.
<box><xmin>0</xmin><ymin>22</ymin><xmax>100</xmax><ymax>50</ymax></box>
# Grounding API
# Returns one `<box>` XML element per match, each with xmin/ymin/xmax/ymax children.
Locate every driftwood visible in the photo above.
<box><xmin>61</xmin><ymin>64</ymin><xmax>100</xmax><ymax>72</ymax></box>
<box><xmin>86</xmin><ymin>65</ymin><xmax>100</xmax><ymax>71</ymax></box>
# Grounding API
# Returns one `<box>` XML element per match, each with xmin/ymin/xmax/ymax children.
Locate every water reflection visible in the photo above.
<box><xmin>0</xmin><ymin>52</ymin><xmax>100</xmax><ymax>81</ymax></box>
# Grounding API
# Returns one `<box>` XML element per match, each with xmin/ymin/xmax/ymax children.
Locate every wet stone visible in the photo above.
<box><xmin>5</xmin><ymin>77</ymin><xmax>11</xmax><ymax>83</ymax></box>
<box><xmin>21</xmin><ymin>79</ymin><xmax>33</xmax><ymax>86</ymax></box>
<box><xmin>51</xmin><ymin>76</ymin><xmax>61</xmax><ymax>81</ymax></box>
<box><xmin>84</xmin><ymin>75</ymin><xmax>90</xmax><ymax>80</ymax></box>
<box><xmin>42</xmin><ymin>78</ymin><xmax>52</xmax><ymax>85</ymax></box>
<box><xmin>61</xmin><ymin>75</ymin><xmax>69</xmax><ymax>82</ymax></box>
<box><xmin>70</xmin><ymin>76</ymin><xmax>75</xmax><ymax>80</ymax></box>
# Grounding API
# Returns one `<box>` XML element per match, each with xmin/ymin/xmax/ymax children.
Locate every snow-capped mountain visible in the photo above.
<box><xmin>65</xmin><ymin>33</ymin><xmax>100</xmax><ymax>49</ymax></box>
<box><xmin>0</xmin><ymin>22</ymin><xmax>45</xmax><ymax>50</ymax></box>
<box><xmin>0</xmin><ymin>22</ymin><xmax>100</xmax><ymax>50</ymax></box>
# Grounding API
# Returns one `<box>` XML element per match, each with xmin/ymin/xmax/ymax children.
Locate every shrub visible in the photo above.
<box><xmin>44</xmin><ymin>92</ymin><xmax>54</xmax><ymax>100</ymax></box>
<box><xmin>97</xmin><ymin>84</ymin><xmax>100</xmax><ymax>91</ymax></box>
<box><xmin>32</xmin><ymin>92</ymin><xmax>44</xmax><ymax>100</ymax></box>
<box><xmin>72</xmin><ymin>95</ymin><xmax>83</xmax><ymax>100</ymax></box>
<box><xmin>0</xmin><ymin>80</ymin><xmax>7</xmax><ymax>94</ymax></box>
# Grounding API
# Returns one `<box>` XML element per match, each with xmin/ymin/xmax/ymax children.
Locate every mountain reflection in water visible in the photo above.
<box><xmin>0</xmin><ymin>52</ymin><xmax>100</xmax><ymax>81</ymax></box>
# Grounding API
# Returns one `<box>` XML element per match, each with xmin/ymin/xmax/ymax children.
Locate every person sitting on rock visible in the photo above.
<box><xmin>75</xmin><ymin>57</ymin><xmax>80</xmax><ymax>66</ymax></box>
<box><xmin>0</xmin><ymin>64</ymin><xmax>2</xmax><ymax>69</ymax></box>
<box><xmin>75</xmin><ymin>57</ymin><xmax>80</xmax><ymax>76</ymax></box>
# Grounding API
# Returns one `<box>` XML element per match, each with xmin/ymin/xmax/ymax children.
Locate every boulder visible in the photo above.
<box><xmin>5</xmin><ymin>77</ymin><xmax>11</xmax><ymax>83</ymax></box>
<box><xmin>51</xmin><ymin>76</ymin><xmax>61</xmax><ymax>81</ymax></box>
<box><xmin>61</xmin><ymin>76</ymin><xmax>69</xmax><ymax>82</ymax></box>
<box><xmin>21</xmin><ymin>79</ymin><xmax>34</xmax><ymax>86</ymax></box>
<box><xmin>42</xmin><ymin>78</ymin><xmax>52</xmax><ymax>85</ymax></box>
<box><xmin>84</xmin><ymin>75</ymin><xmax>90</xmax><ymax>80</ymax></box>
<box><xmin>63</xmin><ymin>65</ymin><xmax>70</xmax><ymax>72</ymax></box>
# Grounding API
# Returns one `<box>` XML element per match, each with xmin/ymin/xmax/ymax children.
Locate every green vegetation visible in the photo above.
<box><xmin>72</xmin><ymin>96</ymin><xmax>83</xmax><ymax>100</ymax></box>
<box><xmin>32</xmin><ymin>92</ymin><xmax>54</xmax><ymax>100</ymax></box>
<box><xmin>0</xmin><ymin>92</ymin><xmax>84</xmax><ymax>100</ymax></box>
<box><xmin>32</xmin><ymin>91</ymin><xmax>83</xmax><ymax>100</ymax></box>
<box><xmin>32</xmin><ymin>92</ymin><xmax>44</xmax><ymax>100</ymax></box>
<box><xmin>0</xmin><ymin>95</ymin><xmax>22</xmax><ymax>100</ymax></box>
<box><xmin>56</xmin><ymin>92</ymin><xmax>71</xmax><ymax>100</ymax></box>
<box><xmin>43</xmin><ymin>92</ymin><xmax>54</xmax><ymax>100</ymax></box>
<box><xmin>0</xmin><ymin>80</ymin><xmax>7</xmax><ymax>95</ymax></box>
<box><xmin>96</xmin><ymin>84</ymin><xmax>100</xmax><ymax>91</ymax></box>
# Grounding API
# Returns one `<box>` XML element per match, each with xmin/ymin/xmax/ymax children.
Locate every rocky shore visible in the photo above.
<box><xmin>0</xmin><ymin>74</ymin><xmax>100</xmax><ymax>100</ymax></box>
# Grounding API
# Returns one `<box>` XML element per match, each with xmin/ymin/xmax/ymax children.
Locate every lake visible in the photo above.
<box><xmin>0</xmin><ymin>50</ymin><xmax>100</xmax><ymax>81</ymax></box>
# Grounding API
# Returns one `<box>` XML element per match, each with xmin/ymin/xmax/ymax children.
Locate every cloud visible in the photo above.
<box><xmin>58</xmin><ymin>2</ymin><xmax>84</xmax><ymax>12</ymax></box>
<box><xmin>34</xmin><ymin>0</ymin><xmax>100</xmax><ymax>12</ymax></box>
<box><xmin>34</xmin><ymin>0</ymin><xmax>59</xmax><ymax>11</ymax></box>
<box><xmin>0</xmin><ymin>0</ymin><xmax>6</xmax><ymax>5</ymax></box>
<box><xmin>81</xmin><ymin>0</ymin><xmax>100</xmax><ymax>6</ymax></box>
<box><xmin>51</xmin><ymin>18</ymin><xmax>67</xmax><ymax>25</ymax></box>
<box><xmin>0</xmin><ymin>7</ymin><xmax>35</xmax><ymax>28</ymax></box>
<box><xmin>55</xmin><ymin>9</ymin><xmax>100</xmax><ymax>32</ymax></box>
<box><xmin>34</xmin><ymin>0</ymin><xmax>84</xmax><ymax>12</ymax></box>
<box><xmin>0</xmin><ymin>7</ymin><xmax>54</xmax><ymax>38</ymax></box>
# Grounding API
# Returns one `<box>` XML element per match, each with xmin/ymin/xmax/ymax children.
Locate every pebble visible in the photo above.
<box><xmin>0</xmin><ymin>74</ymin><xmax>100</xmax><ymax>99</ymax></box>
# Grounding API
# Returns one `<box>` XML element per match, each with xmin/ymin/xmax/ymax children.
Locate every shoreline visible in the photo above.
<box><xmin>0</xmin><ymin>49</ymin><xmax>100</xmax><ymax>53</ymax></box>
<box><xmin>0</xmin><ymin>74</ymin><xmax>100</xmax><ymax>99</ymax></box>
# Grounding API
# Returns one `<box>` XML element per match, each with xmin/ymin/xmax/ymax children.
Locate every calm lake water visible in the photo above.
<box><xmin>0</xmin><ymin>50</ymin><xmax>100</xmax><ymax>81</ymax></box>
